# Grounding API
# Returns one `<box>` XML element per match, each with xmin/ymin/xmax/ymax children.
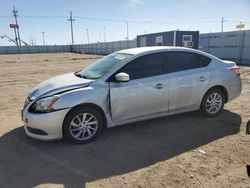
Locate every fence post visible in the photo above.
<box><xmin>5</xmin><ymin>46</ymin><xmax>8</xmax><ymax>54</ymax></box>
<box><xmin>100</xmin><ymin>42</ymin><xmax>102</xmax><ymax>55</ymax></box>
<box><xmin>105</xmin><ymin>42</ymin><xmax>107</xmax><ymax>55</ymax></box>
<box><xmin>221</xmin><ymin>34</ymin><xmax>225</xmax><ymax>60</ymax></box>
<box><xmin>112</xmin><ymin>41</ymin><xmax>114</xmax><ymax>53</ymax></box>
<box><xmin>208</xmin><ymin>34</ymin><xmax>211</xmax><ymax>53</ymax></box>
<box><xmin>238</xmin><ymin>31</ymin><xmax>245</xmax><ymax>65</ymax></box>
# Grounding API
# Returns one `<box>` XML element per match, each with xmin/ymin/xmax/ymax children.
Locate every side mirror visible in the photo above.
<box><xmin>115</xmin><ymin>72</ymin><xmax>130</xmax><ymax>82</ymax></box>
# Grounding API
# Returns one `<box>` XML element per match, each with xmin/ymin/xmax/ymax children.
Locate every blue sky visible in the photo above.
<box><xmin>0</xmin><ymin>0</ymin><xmax>250</xmax><ymax>46</ymax></box>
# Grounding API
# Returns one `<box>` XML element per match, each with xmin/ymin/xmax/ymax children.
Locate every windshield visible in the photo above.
<box><xmin>78</xmin><ymin>53</ymin><xmax>132</xmax><ymax>79</ymax></box>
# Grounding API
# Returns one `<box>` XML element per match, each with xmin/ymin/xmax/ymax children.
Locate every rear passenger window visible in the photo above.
<box><xmin>120</xmin><ymin>53</ymin><xmax>163</xmax><ymax>80</ymax></box>
<box><xmin>197</xmin><ymin>54</ymin><xmax>212</xmax><ymax>67</ymax></box>
<box><xmin>164</xmin><ymin>52</ymin><xmax>201</xmax><ymax>73</ymax></box>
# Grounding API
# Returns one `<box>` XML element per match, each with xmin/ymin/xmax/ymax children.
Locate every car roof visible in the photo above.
<box><xmin>117</xmin><ymin>46</ymin><xmax>219</xmax><ymax>61</ymax></box>
<box><xmin>117</xmin><ymin>46</ymin><xmax>198</xmax><ymax>55</ymax></box>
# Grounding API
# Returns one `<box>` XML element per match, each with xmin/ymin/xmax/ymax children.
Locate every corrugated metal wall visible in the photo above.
<box><xmin>199</xmin><ymin>30</ymin><xmax>250</xmax><ymax>64</ymax></box>
<box><xmin>0</xmin><ymin>30</ymin><xmax>249</xmax><ymax>64</ymax></box>
<box><xmin>74</xmin><ymin>31</ymin><xmax>249</xmax><ymax>64</ymax></box>
<box><xmin>0</xmin><ymin>40</ymin><xmax>136</xmax><ymax>55</ymax></box>
<box><xmin>0</xmin><ymin>45</ymin><xmax>71</xmax><ymax>55</ymax></box>
<box><xmin>72</xmin><ymin>40</ymin><xmax>136</xmax><ymax>55</ymax></box>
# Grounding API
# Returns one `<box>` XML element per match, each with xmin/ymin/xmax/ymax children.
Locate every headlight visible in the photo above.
<box><xmin>30</xmin><ymin>95</ymin><xmax>59</xmax><ymax>113</ymax></box>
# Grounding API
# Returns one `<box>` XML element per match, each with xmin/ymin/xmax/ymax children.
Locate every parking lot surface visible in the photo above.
<box><xmin>0</xmin><ymin>53</ymin><xmax>249</xmax><ymax>188</ymax></box>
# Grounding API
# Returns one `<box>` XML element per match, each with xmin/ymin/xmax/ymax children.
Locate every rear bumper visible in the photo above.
<box><xmin>227</xmin><ymin>77</ymin><xmax>242</xmax><ymax>102</ymax></box>
<box><xmin>22</xmin><ymin>108</ymin><xmax>70</xmax><ymax>141</ymax></box>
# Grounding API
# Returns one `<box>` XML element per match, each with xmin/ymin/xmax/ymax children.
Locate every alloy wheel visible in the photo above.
<box><xmin>69</xmin><ymin>113</ymin><xmax>98</xmax><ymax>140</ymax></box>
<box><xmin>205</xmin><ymin>92</ymin><xmax>223</xmax><ymax>114</ymax></box>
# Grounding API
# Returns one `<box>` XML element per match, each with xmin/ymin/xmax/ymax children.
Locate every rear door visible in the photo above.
<box><xmin>109</xmin><ymin>52</ymin><xmax>169</xmax><ymax>123</ymax></box>
<box><xmin>164</xmin><ymin>51</ymin><xmax>211</xmax><ymax>112</ymax></box>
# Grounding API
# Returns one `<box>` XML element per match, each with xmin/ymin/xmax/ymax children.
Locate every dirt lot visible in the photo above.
<box><xmin>0</xmin><ymin>53</ymin><xmax>249</xmax><ymax>188</ymax></box>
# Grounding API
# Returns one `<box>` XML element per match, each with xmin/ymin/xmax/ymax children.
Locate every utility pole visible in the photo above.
<box><xmin>103</xmin><ymin>26</ymin><xmax>106</xmax><ymax>42</ymax></box>
<box><xmin>86</xmin><ymin>29</ymin><xmax>89</xmax><ymax>44</ymax></box>
<box><xmin>67</xmin><ymin>11</ymin><xmax>75</xmax><ymax>45</ymax></box>
<box><xmin>13</xmin><ymin>27</ymin><xmax>18</xmax><ymax>46</ymax></box>
<box><xmin>125</xmin><ymin>21</ymin><xmax>129</xmax><ymax>40</ymax></box>
<box><xmin>41</xmin><ymin>32</ymin><xmax>45</xmax><ymax>45</ymax></box>
<box><xmin>12</xmin><ymin>6</ymin><xmax>21</xmax><ymax>46</ymax></box>
<box><xmin>99</xmin><ymin>31</ymin><xmax>101</xmax><ymax>42</ymax></box>
<box><xmin>30</xmin><ymin>35</ymin><xmax>34</xmax><ymax>45</ymax></box>
<box><xmin>221</xmin><ymin>17</ymin><xmax>225</xmax><ymax>32</ymax></box>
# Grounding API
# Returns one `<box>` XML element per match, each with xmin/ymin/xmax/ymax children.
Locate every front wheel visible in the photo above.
<box><xmin>63</xmin><ymin>106</ymin><xmax>103</xmax><ymax>144</ymax></box>
<box><xmin>200</xmin><ymin>89</ymin><xmax>225</xmax><ymax>117</ymax></box>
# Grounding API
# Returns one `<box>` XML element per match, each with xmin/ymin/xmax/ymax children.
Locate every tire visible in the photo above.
<box><xmin>63</xmin><ymin>106</ymin><xmax>103</xmax><ymax>144</ymax></box>
<box><xmin>200</xmin><ymin>88</ymin><xmax>225</xmax><ymax>117</ymax></box>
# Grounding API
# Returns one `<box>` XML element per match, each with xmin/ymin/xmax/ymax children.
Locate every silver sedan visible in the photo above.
<box><xmin>22</xmin><ymin>47</ymin><xmax>242</xmax><ymax>144</ymax></box>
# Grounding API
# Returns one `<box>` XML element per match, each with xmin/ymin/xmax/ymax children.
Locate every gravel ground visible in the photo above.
<box><xmin>0</xmin><ymin>53</ymin><xmax>249</xmax><ymax>188</ymax></box>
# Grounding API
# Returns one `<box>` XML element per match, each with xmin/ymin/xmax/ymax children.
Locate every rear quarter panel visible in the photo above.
<box><xmin>206</xmin><ymin>59</ymin><xmax>242</xmax><ymax>102</ymax></box>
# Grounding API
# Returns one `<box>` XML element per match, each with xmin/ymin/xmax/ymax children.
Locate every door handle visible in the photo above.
<box><xmin>154</xmin><ymin>83</ymin><xmax>163</xmax><ymax>89</ymax></box>
<box><xmin>199</xmin><ymin>76</ymin><xmax>206</xmax><ymax>82</ymax></box>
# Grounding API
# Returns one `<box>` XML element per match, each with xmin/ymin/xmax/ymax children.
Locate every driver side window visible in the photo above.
<box><xmin>119</xmin><ymin>52</ymin><xmax>164</xmax><ymax>80</ymax></box>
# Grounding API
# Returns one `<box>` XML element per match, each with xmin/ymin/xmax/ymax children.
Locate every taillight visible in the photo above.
<box><xmin>229</xmin><ymin>66</ymin><xmax>241</xmax><ymax>77</ymax></box>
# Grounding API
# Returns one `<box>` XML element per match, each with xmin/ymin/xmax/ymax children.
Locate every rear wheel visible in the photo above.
<box><xmin>200</xmin><ymin>89</ymin><xmax>225</xmax><ymax>117</ymax></box>
<box><xmin>63</xmin><ymin>106</ymin><xmax>103</xmax><ymax>144</ymax></box>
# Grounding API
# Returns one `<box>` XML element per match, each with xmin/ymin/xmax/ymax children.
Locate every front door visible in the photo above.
<box><xmin>109</xmin><ymin>52</ymin><xmax>169</xmax><ymax>123</ymax></box>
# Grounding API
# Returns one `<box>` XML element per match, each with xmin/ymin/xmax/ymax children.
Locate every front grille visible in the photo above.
<box><xmin>26</xmin><ymin>126</ymin><xmax>48</xmax><ymax>136</ymax></box>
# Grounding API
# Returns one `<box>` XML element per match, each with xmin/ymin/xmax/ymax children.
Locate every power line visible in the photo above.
<box><xmin>2</xmin><ymin>13</ymin><xmax>249</xmax><ymax>28</ymax></box>
<box><xmin>0</xmin><ymin>14</ymin><xmax>226</xmax><ymax>24</ymax></box>
<box><xmin>67</xmin><ymin>11</ymin><xmax>75</xmax><ymax>45</ymax></box>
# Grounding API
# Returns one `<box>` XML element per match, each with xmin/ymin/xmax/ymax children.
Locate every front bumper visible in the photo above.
<box><xmin>22</xmin><ymin>108</ymin><xmax>70</xmax><ymax>141</ymax></box>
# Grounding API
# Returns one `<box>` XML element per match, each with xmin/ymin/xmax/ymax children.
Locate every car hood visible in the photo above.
<box><xmin>29</xmin><ymin>72</ymin><xmax>92</xmax><ymax>100</ymax></box>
